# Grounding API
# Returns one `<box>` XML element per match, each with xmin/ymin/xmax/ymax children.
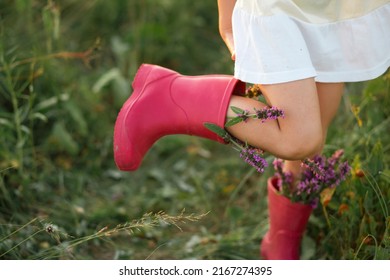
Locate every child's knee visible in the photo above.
<box><xmin>293</xmin><ymin>135</ymin><xmax>322</xmax><ymax>159</ymax></box>
<box><xmin>282</xmin><ymin>128</ymin><xmax>323</xmax><ymax>160</ymax></box>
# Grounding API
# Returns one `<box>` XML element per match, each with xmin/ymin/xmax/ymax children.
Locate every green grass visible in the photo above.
<box><xmin>0</xmin><ymin>0</ymin><xmax>389</xmax><ymax>260</ymax></box>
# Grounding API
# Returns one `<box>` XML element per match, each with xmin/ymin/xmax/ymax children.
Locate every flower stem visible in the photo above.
<box><xmin>322</xmin><ymin>203</ymin><xmax>332</xmax><ymax>228</ymax></box>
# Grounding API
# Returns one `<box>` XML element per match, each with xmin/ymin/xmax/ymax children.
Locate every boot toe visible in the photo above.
<box><xmin>114</xmin><ymin>143</ymin><xmax>141</xmax><ymax>171</ymax></box>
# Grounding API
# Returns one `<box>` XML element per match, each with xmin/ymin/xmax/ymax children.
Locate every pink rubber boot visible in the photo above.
<box><xmin>260</xmin><ymin>177</ymin><xmax>313</xmax><ymax>260</ymax></box>
<box><xmin>113</xmin><ymin>64</ymin><xmax>245</xmax><ymax>171</ymax></box>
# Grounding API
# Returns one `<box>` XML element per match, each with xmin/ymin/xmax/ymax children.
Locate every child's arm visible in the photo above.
<box><xmin>217</xmin><ymin>0</ymin><xmax>236</xmax><ymax>60</ymax></box>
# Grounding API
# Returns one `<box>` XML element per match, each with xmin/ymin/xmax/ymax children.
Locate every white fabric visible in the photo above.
<box><xmin>234</xmin><ymin>0</ymin><xmax>390</xmax><ymax>23</ymax></box>
<box><xmin>233</xmin><ymin>1</ymin><xmax>390</xmax><ymax>84</ymax></box>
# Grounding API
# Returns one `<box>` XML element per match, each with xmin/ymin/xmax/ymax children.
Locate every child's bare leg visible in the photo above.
<box><xmin>226</xmin><ymin>78</ymin><xmax>323</xmax><ymax>160</ymax></box>
<box><xmin>283</xmin><ymin>82</ymin><xmax>345</xmax><ymax>177</ymax></box>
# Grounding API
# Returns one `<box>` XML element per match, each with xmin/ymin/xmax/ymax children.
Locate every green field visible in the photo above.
<box><xmin>0</xmin><ymin>0</ymin><xmax>389</xmax><ymax>259</ymax></box>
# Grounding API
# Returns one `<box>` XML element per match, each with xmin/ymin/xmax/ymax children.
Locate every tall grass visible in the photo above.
<box><xmin>0</xmin><ymin>0</ymin><xmax>389</xmax><ymax>259</ymax></box>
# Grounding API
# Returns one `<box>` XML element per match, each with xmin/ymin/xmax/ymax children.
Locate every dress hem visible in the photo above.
<box><xmin>234</xmin><ymin>56</ymin><xmax>390</xmax><ymax>84</ymax></box>
<box><xmin>232</xmin><ymin>2</ymin><xmax>390</xmax><ymax>85</ymax></box>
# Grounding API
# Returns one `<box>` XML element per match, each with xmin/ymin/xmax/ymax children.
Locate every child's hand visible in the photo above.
<box><xmin>220</xmin><ymin>29</ymin><xmax>236</xmax><ymax>61</ymax></box>
<box><xmin>231</xmin><ymin>51</ymin><xmax>236</xmax><ymax>61</ymax></box>
<box><xmin>217</xmin><ymin>0</ymin><xmax>236</xmax><ymax>61</ymax></box>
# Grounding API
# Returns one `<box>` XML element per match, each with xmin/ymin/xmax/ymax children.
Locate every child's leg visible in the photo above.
<box><xmin>260</xmin><ymin>82</ymin><xmax>344</xmax><ymax>260</ymax></box>
<box><xmin>226</xmin><ymin>78</ymin><xmax>323</xmax><ymax>160</ymax></box>
<box><xmin>283</xmin><ymin>82</ymin><xmax>345</xmax><ymax>177</ymax></box>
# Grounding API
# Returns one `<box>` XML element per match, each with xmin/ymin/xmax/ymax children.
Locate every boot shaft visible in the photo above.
<box><xmin>260</xmin><ymin>177</ymin><xmax>313</xmax><ymax>260</ymax></box>
<box><xmin>267</xmin><ymin>176</ymin><xmax>313</xmax><ymax>237</ymax></box>
<box><xmin>170</xmin><ymin>74</ymin><xmax>246</xmax><ymax>140</ymax></box>
<box><xmin>132</xmin><ymin>64</ymin><xmax>245</xmax><ymax>140</ymax></box>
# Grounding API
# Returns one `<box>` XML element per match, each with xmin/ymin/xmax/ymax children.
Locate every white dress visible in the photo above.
<box><xmin>232</xmin><ymin>0</ymin><xmax>390</xmax><ymax>84</ymax></box>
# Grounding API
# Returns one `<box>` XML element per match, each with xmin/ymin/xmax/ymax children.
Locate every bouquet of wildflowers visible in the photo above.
<box><xmin>273</xmin><ymin>150</ymin><xmax>351</xmax><ymax>208</ymax></box>
<box><xmin>205</xmin><ymin>85</ymin><xmax>351</xmax><ymax>207</ymax></box>
<box><xmin>205</xmin><ymin>100</ymin><xmax>284</xmax><ymax>173</ymax></box>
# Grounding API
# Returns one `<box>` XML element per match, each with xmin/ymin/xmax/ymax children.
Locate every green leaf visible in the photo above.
<box><xmin>31</xmin><ymin>112</ymin><xmax>48</xmax><ymax>123</ymax></box>
<box><xmin>301</xmin><ymin>236</ymin><xmax>316</xmax><ymax>260</ymax></box>
<box><xmin>92</xmin><ymin>68</ymin><xmax>123</xmax><ymax>93</ymax></box>
<box><xmin>230</xmin><ymin>106</ymin><xmax>245</xmax><ymax>115</ymax></box>
<box><xmin>34</xmin><ymin>93</ymin><xmax>70</xmax><ymax>111</ymax></box>
<box><xmin>227</xmin><ymin>206</ymin><xmax>244</xmax><ymax>221</ymax></box>
<box><xmin>379</xmin><ymin>170</ymin><xmax>390</xmax><ymax>183</ymax></box>
<box><xmin>0</xmin><ymin>118</ymin><xmax>13</xmax><ymax>128</ymax></box>
<box><xmin>47</xmin><ymin>122</ymin><xmax>79</xmax><ymax>155</ymax></box>
<box><xmin>368</xmin><ymin>141</ymin><xmax>384</xmax><ymax>175</ymax></box>
<box><xmin>225</xmin><ymin>117</ymin><xmax>243</xmax><ymax>127</ymax></box>
<box><xmin>204</xmin><ymin>123</ymin><xmax>228</xmax><ymax>139</ymax></box>
<box><xmin>64</xmin><ymin>101</ymin><xmax>88</xmax><ymax>136</ymax></box>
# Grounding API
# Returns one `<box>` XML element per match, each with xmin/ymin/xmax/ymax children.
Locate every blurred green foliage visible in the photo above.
<box><xmin>0</xmin><ymin>0</ymin><xmax>389</xmax><ymax>259</ymax></box>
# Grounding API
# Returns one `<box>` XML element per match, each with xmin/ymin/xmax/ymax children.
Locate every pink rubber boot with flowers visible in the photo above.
<box><xmin>113</xmin><ymin>64</ymin><xmax>245</xmax><ymax>171</ymax></box>
<box><xmin>260</xmin><ymin>176</ymin><xmax>312</xmax><ymax>260</ymax></box>
<box><xmin>261</xmin><ymin>152</ymin><xmax>350</xmax><ymax>259</ymax></box>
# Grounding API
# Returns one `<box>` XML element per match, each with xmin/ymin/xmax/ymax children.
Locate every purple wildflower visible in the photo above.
<box><xmin>273</xmin><ymin>150</ymin><xmax>351</xmax><ymax>208</ymax></box>
<box><xmin>231</xmin><ymin>106</ymin><xmax>284</xmax><ymax>124</ymax></box>
<box><xmin>240</xmin><ymin>147</ymin><xmax>268</xmax><ymax>173</ymax></box>
<box><xmin>254</xmin><ymin>106</ymin><xmax>285</xmax><ymax>123</ymax></box>
<box><xmin>238</xmin><ymin>110</ymin><xmax>250</xmax><ymax>122</ymax></box>
<box><xmin>273</xmin><ymin>158</ymin><xmax>295</xmax><ymax>196</ymax></box>
<box><xmin>284</xmin><ymin>171</ymin><xmax>294</xmax><ymax>185</ymax></box>
<box><xmin>331</xmin><ymin>149</ymin><xmax>344</xmax><ymax>161</ymax></box>
<box><xmin>302</xmin><ymin>157</ymin><xmax>326</xmax><ymax>180</ymax></box>
<box><xmin>310</xmin><ymin>197</ymin><xmax>319</xmax><ymax>209</ymax></box>
<box><xmin>275</xmin><ymin>176</ymin><xmax>283</xmax><ymax>191</ymax></box>
<box><xmin>339</xmin><ymin>161</ymin><xmax>351</xmax><ymax>179</ymax></box>
<box><xmin>273</xmin><ymin>158</ymin><xmax>284</xmax><ymax>172</ymax></box>
<box><xmin>296</xmin><ymin>180</ymin><xmax>307</xmax><ymax>195</ymax></box>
